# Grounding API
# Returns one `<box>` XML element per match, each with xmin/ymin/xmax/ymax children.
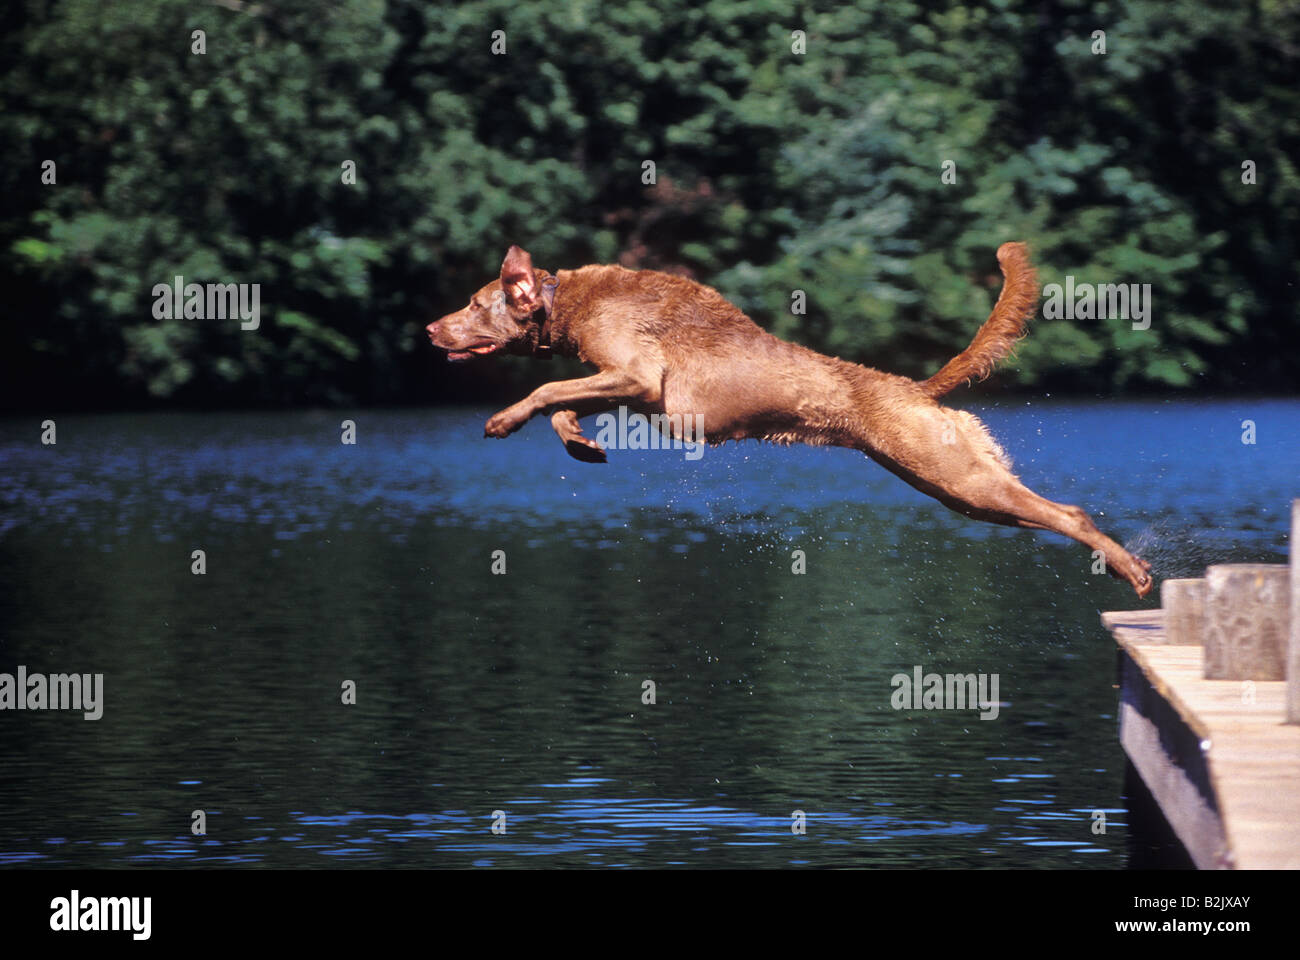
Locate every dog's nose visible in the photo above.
<box><xmin>425</xmin><ymin>321</ymin><xmax>441</xmax><ymax>340</ymax></box>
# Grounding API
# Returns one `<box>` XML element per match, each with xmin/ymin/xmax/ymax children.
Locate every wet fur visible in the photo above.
<box><xmin>426</xmin><ymin>244</ymin><xmax>1153</xmax><ymax>596</ymax></box>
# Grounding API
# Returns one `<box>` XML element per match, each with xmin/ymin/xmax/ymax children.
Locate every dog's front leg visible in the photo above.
<box><xmin>550</xmin><ymin>410</ymin><xmax>607</xmax><ymax>463</ymax></box>
<box><xmin>484</xmin><ymin>370</ymin><xmax>658</xmax><ymax>440</ymax></box>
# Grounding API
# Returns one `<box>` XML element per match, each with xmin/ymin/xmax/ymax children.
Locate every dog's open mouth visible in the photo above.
<box><xmin>444</xmin><ymin>341</ymin><xmax>502</xmax><ymax>362</ymax></box>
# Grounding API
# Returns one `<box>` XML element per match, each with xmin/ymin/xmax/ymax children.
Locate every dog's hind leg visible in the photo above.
<box><xmin>946</xmin><ymin>473</ymin><xmax>1152</xmax><ymax>596</ymax></box>
<box><xmin>865</xmin><ymin>407</ymin><xmax>1153</xmax><ymax>596</ymax></box>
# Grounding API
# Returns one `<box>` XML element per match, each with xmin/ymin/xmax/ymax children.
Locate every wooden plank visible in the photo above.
<box><xmin>1203</xmin><ymin>564</ymin><xmax>1289</xmax><ymax>679</ymax></box>
<box><xmin>1100</xmin><ymin>607</ymin><xmax>1165</xmax><ymax>645</ymax></box>
<box><xmin>1117</xmin><ymin>646</ymin><xmax>1227</xmax><ymax>868</ymax></box>
<box><xmin>1161</xmin><ymin>577</ymin><xmax>1206</xmax><ymax>645</ymax></box>
<box><xmin>1103</xmin><ymin>608</ymin><xmax>1300</xmax><ymax>869</ymax></box>
<box><xmin>1290</xmin><ymin>500</ymin><xmax>1300</xmax><ymax>723</ymax></box>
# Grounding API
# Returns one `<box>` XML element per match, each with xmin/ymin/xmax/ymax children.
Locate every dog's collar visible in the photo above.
<box><xmin>533</xmin><ymin>275</ymin><xmax>559</xmax><ymax>359</ymax></box>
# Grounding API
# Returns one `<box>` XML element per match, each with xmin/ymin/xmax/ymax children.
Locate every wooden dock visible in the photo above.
<box><xmin>1102</xmin><ymin>602</ymin><xmax>1300</xmax><ymax>869</ymax></box>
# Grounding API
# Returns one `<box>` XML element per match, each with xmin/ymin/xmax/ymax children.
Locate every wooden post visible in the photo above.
<box><xmin>1162</xmin><ymin>578</ymin><xmax>1207</xmax><ymax>645</ymax></box>
<box><xmin>1289</xmin><ymin>500</ymin><xmax>1300</xmax><ymax>724</ymax></box>
<box><xmin>1204</xmin><ymin>564</ymin><xmax>1290</xmax><ymax>680</ymax></box>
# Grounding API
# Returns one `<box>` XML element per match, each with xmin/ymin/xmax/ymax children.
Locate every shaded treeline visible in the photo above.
<box><xmin>2</xmin><ymin>0</ymin><xmax>1297</xmax><ymax>411</ymax></box>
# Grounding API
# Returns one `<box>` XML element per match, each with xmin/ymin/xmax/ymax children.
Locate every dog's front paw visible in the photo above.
<box><xmin>484</xmin><ymin>407</ymin><xmax>527</xmax><ymax>438</ymax></box>
<box><xmin>564</xmin><ymin>435</ymin><xmax>608</xmax><ymax>463</ymax></box>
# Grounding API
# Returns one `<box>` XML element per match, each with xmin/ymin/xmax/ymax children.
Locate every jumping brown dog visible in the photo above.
<box><xmin>427</xmin><ymin>243</ymin><xmax>1153</xmax><ymax>596</ymax></box>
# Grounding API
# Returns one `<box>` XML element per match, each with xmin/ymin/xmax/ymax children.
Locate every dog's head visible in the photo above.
<box><xmin>426</xmin><ymin>245</ymin><xmax>548</xmax><ymax>361</ymax></box>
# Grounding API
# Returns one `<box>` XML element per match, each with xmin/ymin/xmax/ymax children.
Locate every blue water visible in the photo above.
<box><xmin>0</xmin><ymin>398</ymin><xmax>1294</xmax><ymax>867</ymax></box>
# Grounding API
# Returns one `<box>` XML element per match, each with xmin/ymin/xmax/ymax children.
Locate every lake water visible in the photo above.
<box><xmin>0</xmin><ymin>399</ymin><xmax>1295</xmax><ymax>868</ymax></box>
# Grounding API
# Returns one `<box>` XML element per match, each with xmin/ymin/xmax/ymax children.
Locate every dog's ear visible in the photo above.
<box><xmin>500</xmin><ymin>245</ymin><xmax>540</xmax><ymax>310</ymax></box>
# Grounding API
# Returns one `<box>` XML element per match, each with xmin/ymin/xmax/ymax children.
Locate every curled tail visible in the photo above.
<box><xmin>920</xmin><ymin>242</ymin><xmax>1039</xmax><ymax>399</ymax></box>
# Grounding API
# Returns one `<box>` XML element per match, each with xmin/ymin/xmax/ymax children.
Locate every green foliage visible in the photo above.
<box><xmin>1</xmin><ymin>0</ymin><xmax>1296</xmax><ymax>408</ymax></box>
